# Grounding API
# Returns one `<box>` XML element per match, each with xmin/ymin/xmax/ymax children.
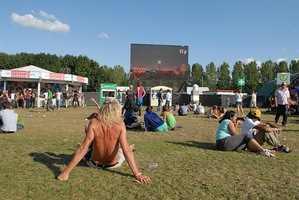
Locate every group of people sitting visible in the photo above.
<box><xmin>124</xmin><ymin>104</ymin><xmax>177</xmax><ymax>132</ymax></box>
<box><xmin>216</xmin><ymin>108</ymin><xmax>292</xmax><ymax>157</ymax></box>
<box><xmin>57</xmin><ymin>97</ymin><xmax>292</xmax><ymax>184</ymax></box>
<box><xmin>171</xmin><ymin>102</ymin><xmax>205</xmax><ymax>116</ymax></box>
<box><xmin>206</xmin><ymin>105</ymin><xmax>227</xmax><ymax>119</ymax></box>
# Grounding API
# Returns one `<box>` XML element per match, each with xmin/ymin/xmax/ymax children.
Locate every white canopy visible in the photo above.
<box><xmin>0</xmin><ymin>65</ymin><xmax>88</xmax><ymax>107</ymax></box>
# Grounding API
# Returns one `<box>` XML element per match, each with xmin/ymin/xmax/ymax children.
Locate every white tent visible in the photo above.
<box><xmin>0</xmin><ymin>65</ymin><xmax>88</xmax><ymax>107</ymax></box>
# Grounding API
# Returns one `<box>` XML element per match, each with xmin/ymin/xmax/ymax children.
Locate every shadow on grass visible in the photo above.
<box><xmin>29</xmin><ymin>152</ymin><xmax>133</xmax><ymax>179</ymax></box>
<box><xmin>29</xmin><ymin>152</ymin><xmax>79</xmax><ymax>177</ymax></box>
<box><xmin>165</xmin><ymin>141</ymin><xmax>217</xmax><ymax>150</ymax></box>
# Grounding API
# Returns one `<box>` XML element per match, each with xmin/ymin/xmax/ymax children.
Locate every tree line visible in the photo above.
<box><xmin>191</xmin><ymin>59</ymin><xmax>299</xmax><ymax>94</ymax></box>
<box><xmin>0</xmin><ymin>52</ymin><xmax>130</xmax><ymax>92</ymax></box>
<box><xmin>1</xmin><ymin>52</ymin><xmax>299</xmax><ymax>93</ymax></box>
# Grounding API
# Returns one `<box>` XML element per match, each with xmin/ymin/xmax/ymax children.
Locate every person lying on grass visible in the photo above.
<box><xmin>215</xmin><ymin>110</ymin><xmax>276</xmax><ymax>157</ymax></box>
<box><xmin>57</xmin><ymin>97</ymin><xmax>151</xmax><ymax>183</ymax></box>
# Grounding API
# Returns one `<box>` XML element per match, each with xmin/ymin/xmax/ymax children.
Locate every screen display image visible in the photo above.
<box><xmin>130</xmin><ymin>44</ymin><xmax>189</xmax><ymax>92</ymax></box>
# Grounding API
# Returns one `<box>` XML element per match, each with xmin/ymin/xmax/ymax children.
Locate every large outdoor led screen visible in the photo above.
<box><xmin>130</xmin><ymin>44</ymin><xmax>189</xmax><ymax>92</ymax></box>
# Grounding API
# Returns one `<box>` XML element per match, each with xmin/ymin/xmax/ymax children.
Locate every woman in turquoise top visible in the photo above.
<box><xmin>216</xmin><ymin>110</ymin><xmax>275</xmax><ymax>157</ymax></box>
<box><xmin>161</xmin><ymin>105</ymin><xmax>176</xmax><ymax>130</ymax></box>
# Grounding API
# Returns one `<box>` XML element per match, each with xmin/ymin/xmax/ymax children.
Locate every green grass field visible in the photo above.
<box><xmin>0</xmin><ymin>106</ymin><xmax>298</xmax><ymax>200</ymax></box>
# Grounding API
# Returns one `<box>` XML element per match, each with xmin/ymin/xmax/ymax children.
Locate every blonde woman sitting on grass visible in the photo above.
<box><xmin>161</xmin><ymin>105</ymin><xmax>177</xmax><ymax>130</ymax></box>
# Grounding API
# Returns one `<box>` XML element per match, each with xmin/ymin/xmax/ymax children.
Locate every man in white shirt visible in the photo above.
<box><xmin>165</xmin><ymin>89</ymin><xmax>171</xmax><ymax>109</ymax></box>
<box><xmin>274</xmin><ymin>82</ymin><xmax>290</xmax><ymax>126</ymax></box>
<box><xmin>250</xmin><ymin>90</ymin><xmax>257</xmax><ymax>108</ymax></box>
<box><xmin>56</xmin><ymin>90</ymin><xmax>62</xmax><ymax>110</ymax></box>
<box><xmin>242</xmin><ymin>109</ymin><xmax>292</xmax><ymax>153</ymax></box>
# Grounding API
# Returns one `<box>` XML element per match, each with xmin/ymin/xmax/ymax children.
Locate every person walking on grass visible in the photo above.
<box><xmin>274</xmin><ymin>82</ymin><xmax>290</xmax><ymax>127</ymax></box>
<box><xmin>58</xmin><ymin>98</ymin><xmax>151</xmax><ymax>184</ymax></box>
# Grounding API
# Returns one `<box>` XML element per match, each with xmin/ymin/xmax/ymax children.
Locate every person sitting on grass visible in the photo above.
<box><xmin>57</xmin><ymin>98</ymin><xmax>151</xmax><ymax>183</ymax></box>
<box><xmin>0</xmin><ymin>101</ymin><xmax>17</xmax><ymax>133</ymax></box>
<box><xmin>15</xmin><ymin>112</ymin><xmax>25</xmax><ymax>130</ymax></box>
<box><xmin>124</xmin><ymin>106</ymin><xmax>142</xmax><ymax>129</ymax></box>
<box><xmin>216</xmin><ymin>110</ymin><xmax>276</xmax><ymax>157</ymax></box>
<box><xmin>207</xmin><ymin>105</ymin><xmax>220</xmax><ymax>118</ymax></box>
<box><xmin>242</xmin><ymin>109</ymin><xmax>292</xmax><ymax>153</ymax></box>
<box><xmin>144</xmin><ymin>106</ymin><xmax>168</xmax><ymax>132</ymax></box>
<box><xmin>178</xmin><ymin>103</ymin><xmax>189</xmax><ymax>116</ymax></box>
<box><xmin>194</xmin><ymin>102</ymin><xmax>205</xmax><ymax>114</ymax></box>
<box><xmin>161</xmin><ymin>105</ymin><xmax>176</xmax><ymax>130</ymax></box>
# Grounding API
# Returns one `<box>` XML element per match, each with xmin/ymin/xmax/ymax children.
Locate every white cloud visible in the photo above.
<box><xmin>11</xmin><ymin>11</ymin><xmax>70</xmax><ymax>33</ymax></box>
<box><xmin>282</xmin><ymin>48</ymin><xmax>286</xmax><ymax>53</ymax></box>
<box><xmin>244</xmin><ymin>58</ymin><xmax>254</xmax><ymax>64</ymax></box>
<box><xmin>237</xmin><ymin>58</ymin><xmax>261</xmax><ymax>67</ymax></box>
<box><xmin>97</xmin><ymin>33</ymin><xmax>109</xmax><ymax>39</ymax></box>
<box><xmin>276</xmin><ymin>58</ymin><xmax>286</xmax><ymax>64</ymax></box>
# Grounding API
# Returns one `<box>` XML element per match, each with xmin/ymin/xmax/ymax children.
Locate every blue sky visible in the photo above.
<box><xmin>1</xmin><ymin>0</ymin><xmax>299</xmax><ymax>73</ymax></box>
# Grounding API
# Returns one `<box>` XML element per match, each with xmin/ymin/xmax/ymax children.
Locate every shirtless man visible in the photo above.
<box><xmin>57</xmin><ymin>98</ymin><xmax>151</xmax><ymax>183</ymax></box>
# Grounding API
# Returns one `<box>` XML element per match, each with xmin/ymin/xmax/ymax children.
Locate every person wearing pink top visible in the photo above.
<box><xmin>136</xmin><ymin>81</ymin><xmax>146</xmax><ymax>116</ymax></box>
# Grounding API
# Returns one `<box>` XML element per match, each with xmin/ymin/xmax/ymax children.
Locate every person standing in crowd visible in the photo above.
<box><xmin>250</xmin><ymin>90</ymin><xmax>257</xmax><ymax>108</ymax></box>
<box><xmin>274</xmin><ymin>82</ymin><xmax>290</xmax><ymax>126</ymax></box>
<box><xmin>25</xmin><ymin>89</ymin><xmax>31</xmax><ymax>109</ymax></box>
<box><xmin>18</xmin><ymin>91</ymin><xmax>24</xmax><ymax>109</ymax></box>
<box><xmin>117</xmin><ymin>89</ymin><xmax>122</xmax><ymax>104</ymax></box>
<box><xmin>235</xmin><ymin>89</ymin><xmax>244</xmax><ymax>117</ymax></box>
<box><xmin>45</xmin><ymin>89</ymin><xmax>55</xmax><ymax>112</ymax></box>
<box><xmin>136</xmin><ymin>81</ymin><xmax>146</xmax><ymax>116</ymax></box>
<box><xmin>124</xmin><ymin>85</ymin><xmax>135</xmax><ymax>113</ymax></box>
<box><xmin>156</xmin><ymin>88</ymin><xmax>163</xmax><ymax>112</ymax></box>
<box><xmin>73</xmin><ymin>91</ymin><xmax>79</xmax><ymax>108</ymax></box>
<box><xmin>9</xmin><ymin>91</ymin><xmax>16</xmax><ymax>109</ymax></box>
<box><xmin>225</xmin><ymin>96</ymin><xmax>230</xmax><ymax>108</ymax></box>
<box><xmin>56</xmin><ymin>90</ymin><xmax>62</xmax><ymax>110</ymax></box>
<box><xmin>165</xmin><ymin>89</ymin><xmax>171</xmax><ymax>109</ymax></box>
<box><xmin>30</xmin><ymin>90</ymin><xmax>36</xmax><ymax>108</ymax></box>
<box><xmin>81</xmin><ymin>92</ymin><xmax>86</xmax><ymax>107</ymax></box>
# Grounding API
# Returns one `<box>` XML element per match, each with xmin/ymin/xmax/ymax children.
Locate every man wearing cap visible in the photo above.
<box><xmin>274</xmin><ymin>82</ymin><xmax>290</xmax><ymax>126</ymax></box>
<box><xmin>241</xmin><ymin>109</ymin><xmax>292</xmax><ymax>153</ymax></box>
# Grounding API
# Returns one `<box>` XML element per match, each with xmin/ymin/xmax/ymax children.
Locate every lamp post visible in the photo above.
<box><xmin>158</xmin><ymin>60</ymin><xmax>161</xmax><ymax>72</ymax></box>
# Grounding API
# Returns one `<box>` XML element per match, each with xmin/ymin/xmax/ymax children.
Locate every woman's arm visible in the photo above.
<box><xmin>227</xmin><ymin>121</ymin><xmax>239</xmax><ymax>136</ymax></box>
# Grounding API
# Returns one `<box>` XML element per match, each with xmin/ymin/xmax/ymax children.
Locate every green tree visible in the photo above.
<box><xmin>243</xmin><ymin>61</ymin><xmax>259</xmax><ymax>93</ymax></box>
<box><xmin>232</xmin><ymin>61</ymin><xmax>243</xmax><ymax>91</ymax></box>
<box><xmin>275</xmin><ymin>60</ymin><xmax>289</xmax><ymax>74</ymax></box>
<box><xmin>217</xmin><ymin>62</ymin><xmax>231</xmax><ymax>90</ymax></box>
<box><xmin>205</xmin><ymin>62</ymin><xmax>218</xmax><ymax>90</ymax></box>
<box><xmin>61</xmin><ymin>54</ymin><xmax>77</xmax><ymax>74</ymax></box>
<box><xmin>289</xmin><ymin>59</ymin><xmax>299</xmax><ymax>74</ymax></box>
<box><xmin>75</xmin><ymin>55</ymin><xmax>92</xmax><ymax>77</ymax></box>
<box><xmin>260</xmin><ymin>60</ymin><xmax>275</xmax><ymax>85</ymax></box>
<box><xmin>191</xmin><ymin>63</ymin><xmax>204</xmax><ymax>87</ymax></box>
